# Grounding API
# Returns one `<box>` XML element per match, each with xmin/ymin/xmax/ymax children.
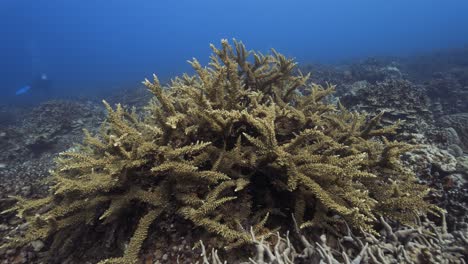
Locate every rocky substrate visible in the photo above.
<box><xmin>0</xmin><ymin>100</ymin><xmax>105</xmax><ymax>263</ymax></box>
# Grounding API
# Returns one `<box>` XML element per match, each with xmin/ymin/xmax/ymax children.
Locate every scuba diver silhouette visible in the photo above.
<box><xmin>15</xmin><ymin>41</ymin><xmax>54</xmax><ymax>99</ymax></box>
<box><xmin>15</xmin><ymin>73</ymin><xmax>52</xmax><ymax>97</ymax></box>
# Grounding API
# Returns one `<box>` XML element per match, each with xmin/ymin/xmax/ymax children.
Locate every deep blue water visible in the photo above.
<box><xmin>1</xmin><ymin>0</ymin><xmax>468</xmax><ymax>104</ymax></box>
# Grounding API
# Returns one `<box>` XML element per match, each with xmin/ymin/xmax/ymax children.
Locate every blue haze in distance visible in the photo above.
<box><xmin>1</xmin><ymin>0</ymin><xmax>467</xmax><ymax>104</ymax></box>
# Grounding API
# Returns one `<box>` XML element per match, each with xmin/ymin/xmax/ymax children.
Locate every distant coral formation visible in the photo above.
<box><xmin>341</xmin><ymin>79</ymin><xmax>432</xmax><ymax>135</ymax></box>
<box><xmin>427</xmin><ymin>67</ymin><xmax>468</xmax><ymax>116</ymax></box>
<box><xmin>2</xmin><ymin>40</ymin><xmax>440</xmax><ymax>263</ymax></box>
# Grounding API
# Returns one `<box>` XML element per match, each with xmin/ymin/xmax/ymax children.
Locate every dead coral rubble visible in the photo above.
<box><xmin>340</xmin><ymin>79</ymin><xmax>432</xmax><ymax>135</ymax></box>
<box><xmin>426</xmin><ymin>67</ymin><xmax>468</xmax><ymax>116</ymax></box>
<box><xmin>348</xmin><ymin>58</ymin><xmax>404</xmax><ymax>84</ymax></box>
<box><xmin>438</xmin><ymin>113</ymin><xmax>468</xmax><ymax>153</ymax></box>
<box><xmin>2</xmin><ymin>40</ymin><xmax>440</xmax><ymax>263</ymax></box>
<box><xmin>0</xmin><ymin>100</ymin><xmax>104</xmax><ymax>179</ymax></box>
<box><xmin>201</xmin><ymin>216</ymin><xmax>467</xmax><ymax>264</ymax></box>
<box><xmin>0</xmin><ymin>100</ymin><xmax>105</xmax><ymax>264</ymax></box>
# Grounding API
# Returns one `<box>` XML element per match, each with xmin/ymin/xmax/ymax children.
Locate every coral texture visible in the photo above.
<box><xmin>439</xmin><ymin>113</ymin><xmax>468</xmax><ymax>152</ymax></box>
<box><xmin>341</xmin><ymin>79</ymin><xmax>432</xmax><ymax>134</ymax></box>
<box><xmin>3</xmin><ymin>40</ymin><xmax>439</xmax><ymax>263</ymax></box>
<box><xmin>426</xmin><ymin>67</ymin><xmax>468</xmax><ymax>116</ymax></box>
<box><xmin>201</xmin><ymin>216</ymin><xmax>467</xmax><ymax>264</ymax></box>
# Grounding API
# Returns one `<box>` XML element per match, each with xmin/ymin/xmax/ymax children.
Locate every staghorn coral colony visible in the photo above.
<box><xmin>2</xmin><ymin>40</ymin><xmax>442</xmax><ymax>263</ymax></box>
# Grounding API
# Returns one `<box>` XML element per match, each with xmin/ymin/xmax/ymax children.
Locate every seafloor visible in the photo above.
<box><xmin>0</xmin><ymin>47</ymin><xmax>467</xmax><ymax>263</ymax></box>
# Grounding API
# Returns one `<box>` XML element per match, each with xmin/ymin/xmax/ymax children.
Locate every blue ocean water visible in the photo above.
<box><xmin>1</xmin><ymin>0</ymin><xmax>467</xmax><ymax>104</ymax></box>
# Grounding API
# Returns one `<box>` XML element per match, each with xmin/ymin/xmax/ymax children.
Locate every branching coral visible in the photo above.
<box><xmin>200</xmin><ymin>215</ymin><xmax>467</xmax><ymax>264</ymax></box>
<box><xmin>2</xmin><ymin>40</ymin><xmax>439</xmax><ymax>263</ymax></box>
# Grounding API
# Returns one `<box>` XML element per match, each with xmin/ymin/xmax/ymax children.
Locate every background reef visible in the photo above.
<box><xmin>0</xmin><ymin>42</ymin><xmax>467</xmax><ymax>263</ymax></box>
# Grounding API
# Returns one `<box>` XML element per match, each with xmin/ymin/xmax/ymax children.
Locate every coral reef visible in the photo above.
<box><xmin>340</xmin><ymin>79</ymin><xmax>432</xmax><ymax>135</ymax></box>
<box><xmin>333</xmin><ymin>71</ymin><xmax>467</xmax><ymax>215</ymax></box>
<box><xmin>0</xmin><ymin>100</ymin><xmax>104</xmax><ymax>264</ymax></box>
<box><xmin>426</xmin><ymin>67</ymin><xmax>468</xmax><ymax>116</ymax></box>
<box><xmin>406</xmin><ymin>145</ymin><xmax>467</xmax><ymax>230</ymax></box>
<box><xmin>438</xmin><ymin>113</ymin><xmax>468</xmax><ymax>152</ymax></box>
<box><xmin>348</xmin><ymin>58</ymin><xmax>404</xmax><ymax>84</ymax></box>
<box><xmin>0</xmin><ymin>100</ymin><xmax>104</xmax><ymax>171</ymax></box>
<box><xmin>0</xmin><ymin>100</ymin><xmax>104</xmax><ymax>200</ymax></box>
<box><xmin>299</xmin><ymin>64</ymin><xmax>351</xmax><ymax>89</ymax></box>
<box><xmin>1</xmin><ymin>40</ymin><xmax>439</xmax><ymax>263</ymax></box>
<box><xmin>201</xmin><ymin>216</ymin><xmax>468</xmax><ymax>264</ymax></box>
